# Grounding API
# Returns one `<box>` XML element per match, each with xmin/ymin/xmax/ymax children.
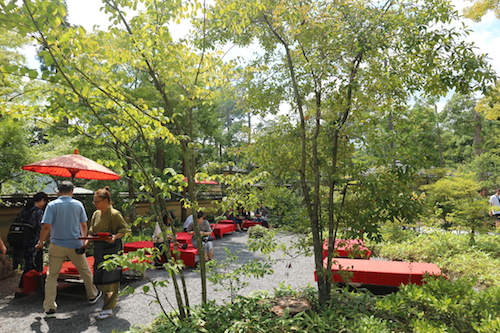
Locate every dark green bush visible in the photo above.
<box><xmin>376</xmin><ymin>276</ymin><xmax>500</xmax><ymax>333</ymax></box>
<box><xmin>134</xmin><ymin>279</ymin><xmax>500</xmax><ymax>333</ymax></box>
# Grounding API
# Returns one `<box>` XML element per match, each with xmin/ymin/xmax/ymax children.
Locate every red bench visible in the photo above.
<box><xmin>211</xmin><ymin>223</ymin><xmax>236</xmax><ymax>238</ymax></box>
<box><xmin>315</xmin><ymin>258</ymin><xmax>443</xmax><ymax>287</ymax></box>
<box><xmin>23</xmin><ymin>256</ymin><xmax>96</xmax><ymax>295</ymax></box>
<box><xmin>242</xmin><ymin>220</ymin><xmax>262</xmax><ymax>229</ymax></box>
<box><xmin>322</xmin><ymin>239</ymin><xmax>372</xmax><ymax>259</ymax></box>
<box><xmin>174</xmin><ymin>232</ymin><xmax>192</xmax><ymax>244</ymax></box>
<box><xmin>218</xmin><ymin>219</ymin><xmax>236</xmax><ymax>225</ymax></box>
<box><xmin>124</xmin><ymin>241</ymin><xmax>198</xmax><ymax>268</ymax></box>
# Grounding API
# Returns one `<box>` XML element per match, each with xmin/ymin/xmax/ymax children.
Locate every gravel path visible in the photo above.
<box><xmin>0</xmin><ymin>232</ymin><xmax>316</xmax><ymax>333</ymax></box>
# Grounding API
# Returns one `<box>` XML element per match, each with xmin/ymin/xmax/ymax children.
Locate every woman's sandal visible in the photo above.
<box><xmin>96</xmin><ymin>310</ymin><xmax>113</xmax><ymax>320</ymax></box>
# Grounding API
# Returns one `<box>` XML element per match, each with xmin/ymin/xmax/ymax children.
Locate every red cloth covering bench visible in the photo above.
<box><xmin>22</xmin><ymin>269</ymin><xmax>44</xmax><ymax>294</ymax></box>
<box><xmin>322</xmin><ymin>239</ymin><xmax>372</xmax><ymax>259</ymax></box>
<box><xmin>211</xmin><ymin>223</ymin><xmax>236</xmax><ymax>238</ymax></box>
<box><xmin>23</xmin><ymin>256</ymin><xmax>97</xmax><ymax>295</ymax></box>
<box><xmin>242</xmin><ymin>220</ymin><xmax>262</xmax><ymax>229</ymax></box>
<box><xmin>176</xmin><ymin>231</ymin><xmax>215</xmax><ymax>242</ymax></box>
<box><xmin>59</xmin><ymin>256</ymin><xmax>95</xmax><ymax>276</ymax></box>
<box><xmin>175</xmin><ymin>232</ymin><xmax>192</xmax><ymax>244</ymax></box>
<box><xmin>314</xmin><ymin>258</ymin><xmax>443</xmax><ymax>287</ymax></box>
<box><xmin>218</xmin><ymin>219</ymin><xmax>236</xmax><ymax>225</ymax></box>
<box><xmin>124</xmin><ymin>240</ymin><xmax>198</xmax><ymax>268</ymax></box>
<box><xmin>169</xmin><ymin>244</ymin><xmax>197</xmax><ymax>267</ymax></box>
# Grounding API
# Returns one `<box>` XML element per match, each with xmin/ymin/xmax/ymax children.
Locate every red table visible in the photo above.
<box><xmin>315</xmin><ymin>258</ymin><xmax>443</xmax><ymax>287</ymax></box>
<box><xmin>169</xmin><ymin>244</ymin><xmax>198</xmax><ymax>267</ymax></box>
<box><xmin>211</xmin><ymin>223</ymin><xmax>236</xmax><ymax>238</ymax></box>
<box><xmin>124</xmin><ymin>240</ymin><xmax>154</xmax><ymax>253</ymax></box>
<box><xmin>218</xmin><ymin>219</ymin><xmax>236</xmax><ymax>225</ymax></box>
<box><xmin>322</xmin><ymin>239</ymin><xmax>372</xmax><ymax>259</ymax></box>
<box><xmin>124</xmin><ymin>241</ymin><xmax>198</xmax><ymax>268</ymax></box>
<box><xmin>174</xmin><ymin>232</ymin><xmax>192</xmax><ymax>244</ymax></box>
<box><xmin>242</xmin><ymin>220</ymin><xmax>262</xmax><ymax>229</ymax></box>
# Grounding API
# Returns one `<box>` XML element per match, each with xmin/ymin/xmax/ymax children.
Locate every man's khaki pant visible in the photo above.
<box><xmin>43</xmin><ymin>243</ymin><xmax>98</xmax><ymax>312</ymax></box>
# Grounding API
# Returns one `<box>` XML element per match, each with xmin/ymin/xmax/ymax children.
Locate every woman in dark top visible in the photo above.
<box><xmin>14</xmin><ymin>192</ymin><xmax>48</xmax><ymax>298</ymax></box>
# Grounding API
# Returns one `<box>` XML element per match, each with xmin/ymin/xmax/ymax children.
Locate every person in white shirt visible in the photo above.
<box><xmin>183</xmin><ymin>214</ymin><xmax>193</xmax><ymax>231</ymax></box>
<box><xmin>152</xmin><ymin>213</ymin><xmax>175</xmax><ymax>266</ymax></box>
<box><xmin>489</xmin><ymin>188</ymin><xmax>500</xmax><ymax>229</ymax></box>
<box><xmin>186</xmin><ymin>211</ymin><xmax>214</xmax><ymax>261</ymax></box>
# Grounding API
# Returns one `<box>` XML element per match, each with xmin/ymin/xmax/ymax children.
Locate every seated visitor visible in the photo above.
<box><xmin>186</xmin><ymin>211</ymin><xmax>214</xmax><ymax>261</ymax></box>
<box><xmin>254</xmin><ymin>203</ymin><xmax>269</xmax><ymax>228</ymax></box>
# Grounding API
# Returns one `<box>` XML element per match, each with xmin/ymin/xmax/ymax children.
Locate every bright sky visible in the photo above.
<box><xmin>64</xmin><ymin>0</ymin><xmax>500</xmax><ymax>70</ymax></box>
<box><xmin>452</xmin><ymin>2</ymin><xmax>500</xmax><ymax>76</ymax></box>
<box><xmin>22</xmin><ymin>0</ymin><xmax>500</xmax><ymax>112</ymax></box>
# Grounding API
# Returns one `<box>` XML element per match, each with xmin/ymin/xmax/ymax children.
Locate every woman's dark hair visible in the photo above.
<box><xmin>25</xmin><ymin>199</ymin><xmax>35</xmax><ymax>210</ymax></box>
<box><xmin>95</xmin><ymin>186</ymin><xmax>112</xmax><ymax>203</ymax></box>
<box><xmin>25</xmin><ymin>192</ymin><xmax>48</xmax><ymax>210</ymax></box>
<box><xmin>197</xmin><ymin>210</ymin><xmax>204</xmax><ymax>219</ymax></box>
<box><xmin>34</xmin><ymin>192</ymin><xmax>48</xmax><ymax>203</ymax></box>
<box><xmin>162</xmin><ymin>211</ymin><xmax>176</xmax><ymax>224</ymax></box>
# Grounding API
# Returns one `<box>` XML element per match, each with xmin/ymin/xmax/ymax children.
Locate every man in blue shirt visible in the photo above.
<box><xmin>36</xmin><ymin>181</ymin><xmax>102</xmax><ymax>318</ymax></box>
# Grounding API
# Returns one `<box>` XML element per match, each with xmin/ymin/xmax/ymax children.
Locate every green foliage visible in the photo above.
<box><xmin>376</xmin><ymin>276</ymin><xmax>500</xmax><ymax>333</ymax></box>
<box><xmin>473</xmin><ymin>234</ymin><xmax>500</xmax><ymax>258</ymax></box>
<box><xmin>438</xmin><ymin>251</ymin><xmax>500</xmax><ymax>289</ymax></box>
<box><xmin>1</xmin><ymin>0</ymin><xmax>499</xmax><ymax>318</ymax></box>
<box><xmin>211</xmin><ymin>168</ymin><xmax>269</xmax><ymax>214</ymax></box>
<box><xmin>360</xmin><ymin>99</ymin><xmax>443</xmax><ymax>170</ymax></box>
<box><xmin>439</xmin><ymin>93</ymin><xmax>481</xmax><ymax>166</ymax></box>
<box><xmin>258</xmin><ymin>185</ymin><xmax>309</xmax><ymax>231</ymax></box>
<box><xmin>0</xmin><ymin>28</ymin><xmax>27</xmax><ymax>98</ymax></box>
<box><xmin>0</xmin><ymin>116</ymin><xmax>29</xmax><ymax>190</ymax></box>
<box><xmin>379</xmin><ymin>232</ymin><xmax>469</xmax><ymax>262</ymax></box>
<box><xmin>341</xmin><ymin>166</ymin><xmax>425</xmax><ymax>240</ymax></box>
<box><xmin>378</xmin><ymin>222</ymin><xmax>419</xmax><ymax>244</ymax></box>
<box><xmin>378</xmin><ymin>231</ymin><xmax>500</xmax><ymax>289</ymax></box>
<box><xmin>136</xmin><ymin>280</ymin><xmax>500</xmax><ymax>332</ymax></box>
<box><xmin>463</xmin><ymin>0</ymin><xmax>500</xmax><ymax>21</ymax></box>
<box><xmin>204</xmin><ymin>0</ymin><xmax>495</xmax><ymax>305</ymax></box>
<box><xmin>136</xmin><ymin>287</ymin><xmax>386</xmax><ymax>333</ymax></box>
<box><xmin>468</xmin><ymin>152</ymin><xmax>500</xmax><ymax>188</ymax></box>
<box><xmin>247</xmin><ymin>225</ymin><xmax>280</xmax><ymax>254</ymax></box>
<box><xmin>206</xmin><ymin>248</ymin><xmax>273</xmax><ymax>303</ymax></box>
<box><xmin>421</xmin><ymin>173</ymin><xmax>487</xmax><ymax>238</ymax></box>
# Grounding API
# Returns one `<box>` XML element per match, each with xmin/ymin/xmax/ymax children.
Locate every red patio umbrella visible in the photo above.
<box><xmin>22</xmin><ymin>150</ymin><xmax>120</xmax><ymax>181</ymax></box>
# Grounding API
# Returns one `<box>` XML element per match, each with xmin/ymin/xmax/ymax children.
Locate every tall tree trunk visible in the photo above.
<box><xmin>388</xmin><ymin>110</ymin><xmax>395</xmax><ymax>151</ymax></box>
<box><xmin>126</xmin><ymin>157</ymin><xmax>137</xmax><ymax>226</ymax></box>
<box><xmin>434</xmin><ymin>104</ymin><xmax>444</xmax><ymax>167</ymax></box>
<box><xmin>247</xmin><ymin>112</ymin><xmax>252</xmax><ymax>144</ymax></box>
<box><xmin>473</xmin><ymin>111</ymin><xmax>483</xmax><ymax>157</ymax></box>
<box><xmin>262</xmin><ymin>12</ymin><xmax>329</xmax><ymax>304</ymax></box>
<box><xmin>155</xmin><ymin>140</ymin><xmax>164</xmax><ymax>171</ymax></box>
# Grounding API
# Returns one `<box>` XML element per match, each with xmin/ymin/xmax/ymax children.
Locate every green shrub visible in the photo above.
<box><xmin>379</xmin><ymin>222</ymin><xmax>419</xmax><ymax>244</ymax></box>
<box><xmin>135</xmin><ymin>281</ymin><xmax>500</xmax><ymax>333</ymax></box>
<box><xmin>376</xmin><ymin>276</ymin><xmax>500</xmax><ymax>333</ymax></box>
<box><xmin>438</xmin><ymin>251</ymin><xmax>500</xmax><ymax>288</ymax></box>
<box><xmin>472</xmin><ymin>234</ymin><xmax>500</xmax><ymax>258</ymax></box>
<box><xmin>377</xmin><ymin>232</ymin><xmax>500</xmax><ymax>289</ymax></box>
<box><xmin>133</xmin><ymin>230</ymin><xmax>500</xmax><ymax>333</ymax></box>
<box><xmin>258</xmin><ymin>186</ymin><xmax>309</xmax><ymax>231</ymax></box>
<box><xmin>379</xmin><ymin>232</ymin><xmax>469</xmax><ymax>262</ymax></box>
